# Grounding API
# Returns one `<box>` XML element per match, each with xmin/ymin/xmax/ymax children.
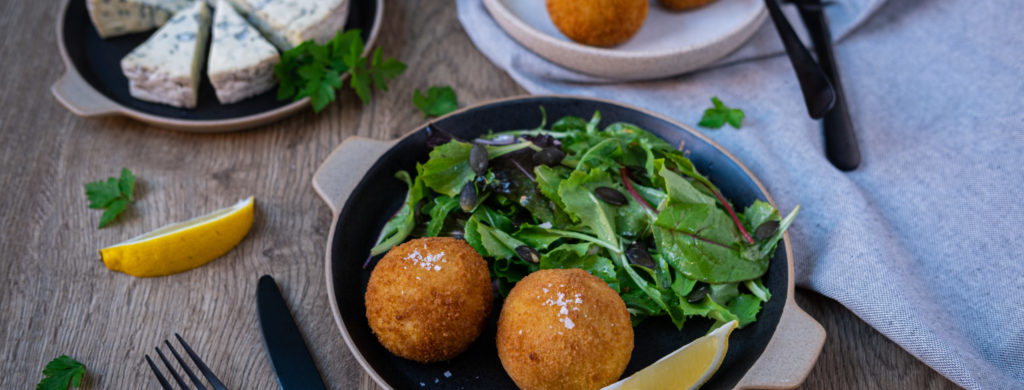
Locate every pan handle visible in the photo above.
<box><xmin>735</xmin><ymin>300</ymin><xmax>826</xmax><ymax>389</ymax></box>
<box><xmin>312</xmin><ymin>136</ymin><xmax>393</xmax><ymax>214</ymax></box>
<box><xmin>50</xmin><ymin>70</ymin><xmax>120</xmax><ymax>117</ymax></box>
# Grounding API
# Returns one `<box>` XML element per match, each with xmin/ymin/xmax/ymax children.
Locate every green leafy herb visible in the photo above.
<box><xmin>275</xmin><ymin>29</ymin><xmax>406</xmax><ymax>112</ymax></box>
<box><xmin>413</xmin><ymin>86</ymin><xmax>458</xmax><ymax>117</ymax></box>
<box><xmin>85</xmin><ymin>168</ymin><xmax>135</xmax><ymax>228</ymax></box>
<box><xmin>36</xmin><ymin>355</ymin><xmax>85</xmax><ymax>390</ymax></box>
<box><xmin>698</xmin><ymin>96</ymin><xmax>745</xmax><ymax>129</ymax></box>
<box><xmin>371</xmin><ymin>110</ymin><xmax>799</xmax><ymax>332</ymax></box>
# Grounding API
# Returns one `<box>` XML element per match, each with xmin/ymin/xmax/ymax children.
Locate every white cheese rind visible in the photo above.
<box><xmin>227</xmin><ymin>0</ymin><xmax>350</xmax><ymax>50</ymax></box>
<box><xmin>208</xmin><ymin>0</ymin><xmax>280</xmax><ymax>104</ymax></box>
<box><xmin>120</xmin><ymin>1</ymin><xmax>211</xmax><ymax>108</ymax></box>
<box><xmin>87</xmin><ymin>0</ymin><xmax>194</xmax><ymax>38</ymax></box>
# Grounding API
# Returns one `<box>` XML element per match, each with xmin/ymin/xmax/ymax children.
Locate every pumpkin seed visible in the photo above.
<box><xmin>469</xmin><ymin>143</ymin><xmax>489</xmax><ymax>175</ymax></box>
<box><xmin>626</xmin><ymin>241</ymin><xmax>655</xmax><ymax>268</ymax></box>
<box><xmin>687</xmin><ymin>283</ymin><xmax>710</xmax><ymax>303</ymax></box>
<box><xmin>532</xmin><ymin>147</ymin><xmax>565</xmax><ymax>166</ymax></box>
<box><xmin>459</xmin><ymin>181</ymin><xmax>477</xmax><ymax>212</ymax></box>
<box><xmin>515</xmin><ymin>245</ymin><xmax>541</xmax><ymax>264</ymax></box>
<box><xmin>754</xmin><ymin>220</ymin><xmax>780</xmax><ymax>240</ymax></box>
<box><xmin>594</xmin><ymin>186</ymin><xmax>627</xmax><ymax>205</ymax></box>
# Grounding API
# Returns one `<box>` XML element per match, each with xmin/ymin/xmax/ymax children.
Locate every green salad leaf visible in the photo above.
<box><xmin>370</xmin><ymin>111</ymin><xmax>799</xmax><ymax>331</ymax></box>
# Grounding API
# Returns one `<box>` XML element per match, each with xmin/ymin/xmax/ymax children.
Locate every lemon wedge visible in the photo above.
<box><xmin>100</xmin><ymin>197</ymin><xmax>255</xmax><ymax>277</ymax></box>
<box><xmin>604</xmin><ymin>320</ymin><xmax>738</xmax><ymax>390</ymax></box>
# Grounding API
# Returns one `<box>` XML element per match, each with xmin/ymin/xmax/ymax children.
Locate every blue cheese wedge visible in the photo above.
<box><xmin>207</xmin><ymin>0</ymin><xmax>280</xmax><ymax>104</ymax></box>
<box><xmin>120</xmin><ymin>1</ymin><xmax>211</xmax><ymax>108</ymax></box>
<box><xmin>228</xmin><ymin>0</ymin><xmax>349</xmax><ymax>50</ymax></box>
<box><xmin>87</xmin><ymin>0</ymin><xmax>194</xmax><ymax>38</ymax></box>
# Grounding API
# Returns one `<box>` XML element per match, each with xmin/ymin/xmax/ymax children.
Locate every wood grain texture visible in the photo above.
<box><xmin>0</xmin><ymin>0</ymin><xmax>960</xmax><ymax>389</ymax></box>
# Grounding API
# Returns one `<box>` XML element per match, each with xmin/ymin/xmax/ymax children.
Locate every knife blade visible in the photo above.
<box><xmin>257</xmin><ymin>275</ymin><xmax>327</xmax><ymax>390</ymax></box>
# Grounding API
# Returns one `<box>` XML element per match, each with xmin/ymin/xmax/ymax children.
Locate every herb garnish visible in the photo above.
<box><xmin>85</xmin><ymin>168</ymin><xmax>135</xmax><ymax>228</ymax></box>
<box><xmin>698</xmin><ymin>96</ymin><xmax>745</xmax><ymax>129</ymax></box>
<box><xmin>370</xmin><ymin>112</ymin><xmax>799</xmax><ymax>331</ymax></box>
<box><xmin>36</xmin><ymin>355</ymin><xmax>85</xmax><ymax>390</ymax></box>
<box><xmin>413</xmin><ymin>85</ymin><xmax>458</xmax><ymax>117</ymax></box>
<box><xmin>275</xmin><ymin>29</ymin><xmax>406</xmax><ymax>112</ymax></box>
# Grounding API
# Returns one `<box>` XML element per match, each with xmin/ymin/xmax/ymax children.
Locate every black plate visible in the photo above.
<box><xmin>58</xmin><ymin>0</ymin><xmax>377</xmax><ymax>121</ymax></box>
<box><xmin>330</xmin><ymin>96</ymin><xmax>787</xmax><ymax>389</ymax></box>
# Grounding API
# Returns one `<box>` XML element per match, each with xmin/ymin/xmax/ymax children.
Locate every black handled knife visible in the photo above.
<box><xmin>790</xmin><ymin>0</ymin><xmax>862</xmax><ymax>170</ymax></box>
<box><xmin>257</xmin><ymin>275</ymin><xmax>327</xmax><ymax>390</ymax></box>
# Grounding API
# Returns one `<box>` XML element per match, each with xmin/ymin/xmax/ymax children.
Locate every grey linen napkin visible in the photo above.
<box><xmin>457</xmin><ymin>0</ymin><xmax>1024</xmax><ymax>389</ymax></box>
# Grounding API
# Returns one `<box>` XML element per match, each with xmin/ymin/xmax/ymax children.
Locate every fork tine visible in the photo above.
<box><xmin>145</xmin><ymin>354</ymin><xmax>176</xmax><ymax>390</ymax></box>
<box><xmin>166</xmin><ymin>340</ymin><xmax>208</xmax><ymax>390</ymax></box>
<box><xmin>155</xmin><ymin>346</ymin><xmax>190</xmax><ymax>390</ymax></box>
<box><xmin>175</xmin><ymin>333</ymin><xmax>228</xmax><ymax>390</ymax></box>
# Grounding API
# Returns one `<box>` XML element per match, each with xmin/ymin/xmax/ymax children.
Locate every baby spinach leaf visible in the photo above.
<box><xmin>512</xmin><ymin>225</ymin><xmax>564</xmax><ymax>250</ymax></box>
<box><xmin>653</xmin><ymin>223</ymin><xmax>766</xmax><ymax>283</ymax></box>
<box><xmin>728</xmin><ymin>294</ymin><xmax>762</xmax><ymax>327</ymax></box>
<box><xmin>421</xmin><ymin>140</ymin><xmax>475</xmax><ymax>197</ymax></box>
<box><xmin>659</xmin><ymin>166</ymin><xmax>716</xmax><ymax>206</ymax></box>
<box><xmin>745</xmin><ymin>279</ymin><xmax>772</xmax><ymax>302</ymax></box>
<box><xmin>466</xmin><ymin>213</ymin><xmax>525</xmax><ymax>260</ymax></box>
<box><xmin>709</xmin><ymin>282</ymin><xmax>740</xmax><ymax>305</ymax></box>
<box><xmin>757</xmin><ymin>205</ymin><xmax>800</xmax><ymax>259</ymax></box>
<box><xmin>425</xmin><ymin>196</ymin><xmax>459</xmax><ymax>237</ymax></box>
<box><xmin>540</xmin><ymin>243</ymin><xmax>619</xmax><ymax>292</ymax></box>
<box><xmin>370</xmin><ymin>168</ymin><xmax>426</xmax><ymax>255</ymax></box>
<box><xmin>577</xmin><ymin>138</ymin><xmax>623</xmax><ymax>172</ymax></box>
<box><xmin>557</xmin><ymin>169</ymin><xmax>619</xmax><ymax>248</ymax></box>
<box><xmin>550</xmin><ymin>115</ymin><xmax>588</xmax><ymax>133</ymax></box>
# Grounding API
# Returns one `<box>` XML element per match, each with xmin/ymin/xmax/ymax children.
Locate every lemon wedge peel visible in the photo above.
<box><xmin>99</xmin><ymin>197</ymin><xmax>255</xmax><ymax>278</ymax></box>
<box><xmin>604</xmin><ymin>320</ymin><xmax>738</xmax><ymax>390</ymax></box>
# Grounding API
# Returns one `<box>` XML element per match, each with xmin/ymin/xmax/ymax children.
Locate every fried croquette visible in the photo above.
<box><xmin>547</xmin><ymin>0</ymin><xmax>648</xmax><ymax>47</ymax></box>
<box><xmin>365</xmin><ymin>237</ymin><xmax>493</xmax><ymax>363</ymax></box>
<box><xmin>659</xmin><ymin>0</ymin><xmax>718</xmax><ymax>11</ymax></box>
<box><xmin>497</xmin><ymin>269</ymin><xmax>633</xmax><ymax>390</ymax></box>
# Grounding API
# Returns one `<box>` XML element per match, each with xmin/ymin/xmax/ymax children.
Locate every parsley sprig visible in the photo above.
<box><xmin>85</xmin><ymin>168</ymin><xmax>135</xmax><ymax>228</ymax></box>
<box><xmin>413</xmin><ymin>86</ymin><xmax>458</xmax><ymax>117</ymax></box>
<box><xmin>36</xmin><ymin>355</ymin><xmax>85</xmax><ymax>390</ymax></box>
<box><xmin>275</xmin><ymin>29</ymin><xmax>407</xmax><ymax>112</ymax></box>
<box><xmin>698</xmin><ymin>96</ymin><xmax>745</xmax><ymax>129</ymax></box>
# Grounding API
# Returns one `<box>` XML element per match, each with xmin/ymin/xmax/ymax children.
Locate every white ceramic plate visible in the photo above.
<box><xmin>483</xmin><ymin>0</ymin><xmax>767</xmax><ymax>80</ymax></box>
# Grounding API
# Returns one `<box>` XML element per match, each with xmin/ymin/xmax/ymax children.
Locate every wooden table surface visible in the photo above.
<box><xmin>0</xmin><ymin>0</ymin><xmax>961</xmax><ymax>389</ymax></box>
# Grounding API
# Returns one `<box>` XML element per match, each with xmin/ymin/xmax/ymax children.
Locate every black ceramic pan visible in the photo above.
<box><xmin>314</xmin><ymin>95</ymin><xmax>825</xmax><ymax>389</ymax></box>
<box><xmin>51</xmin><ymin>0</ymin><xmax>382</xmax><ymax>132</ymax></box>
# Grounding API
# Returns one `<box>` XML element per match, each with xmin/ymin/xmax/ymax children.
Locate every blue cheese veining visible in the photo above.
<box><xmin>87</xmin><ymin>0</ymin><xmax>194</xmax><ymax>38</ymax></box>
<box><xmin>227</xmin><ymin>0</ymin><xmax>350</xmax><ymax>50</ymax></box>
<box><xmin>120</xmin><ymin>1</ymin><xmax>211</xmax><ymax>108</ymax></box>
<box><xmin>207</xmin><ymin>0</ymin><xmax>280</xmax><ymax>104</ymax></box>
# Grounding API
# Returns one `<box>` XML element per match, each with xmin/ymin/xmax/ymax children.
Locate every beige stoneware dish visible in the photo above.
<box><xmin>313</xmin><ymin>95</ymin><xmax>825</xmax><ymax>389</ymax></box>
<box><xmin>51</xmin><ymin>0</ymin><xmax>383</xmax><ymax>132</ymax></box>
<box><xmin>483</xmin><ymin>0</ymin><xmax>767</xmax><ymax>80</ymax></box>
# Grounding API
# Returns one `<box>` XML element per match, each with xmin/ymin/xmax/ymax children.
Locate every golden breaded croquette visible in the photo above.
<box><xmin>659</xmin><ymin>0</ymin><xmax>718</xmax><ymax>11</ymax></box>
<box><xmin>497</xmin><ymin>268</ymin><xmax>633</xmax><ymax>390</ymax></box>
<box><xmin>547</xmin><ymin>0</ymin><xmax>648</xmax><ymax>47</ymax></box>
<box><xmin>365</xmin><ymin>237</ymin><xmax>493</xmax><ymax>363</ymax></box>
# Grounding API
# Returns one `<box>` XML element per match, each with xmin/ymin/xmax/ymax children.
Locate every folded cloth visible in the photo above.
<box><xmin>458</xmin><ymin>0</ymin><xmax>1024</xmax><ymax>389</ymax></box>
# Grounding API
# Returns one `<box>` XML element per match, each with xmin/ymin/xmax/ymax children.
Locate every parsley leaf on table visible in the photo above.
<box><xmin>413</xmin><ymin>86</ymin><xmax>458</xmax><ymax>117</ymax></box>
<box><xmin>84</xmin><ymin>168</ymin><xmax>135</xmax><ymax>228</ymax></box>
<box><xmin>698</xmin><ymin>96</ymin><xmax>745</xmax><ymax>129</ymax></box>
<box><xmin>36</xmin><ymin>355</ymin><xmax>85</xmax><ymax>390</ymax></box>
<box><xmin>275</xmin><ymin>30</ymin><xmax>407</xmax><ymax>112</ymax></box>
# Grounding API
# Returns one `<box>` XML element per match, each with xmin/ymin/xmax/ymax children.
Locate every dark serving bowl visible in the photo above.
<box><xmin>313</xmin><ymin>95</ymin><xmax>825</xmax><ymax>389</ymax></box>
<box><xmin>51</xmin><ymin>0</ymin><xmax>382</xmax><ymax>132</ymax></box>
